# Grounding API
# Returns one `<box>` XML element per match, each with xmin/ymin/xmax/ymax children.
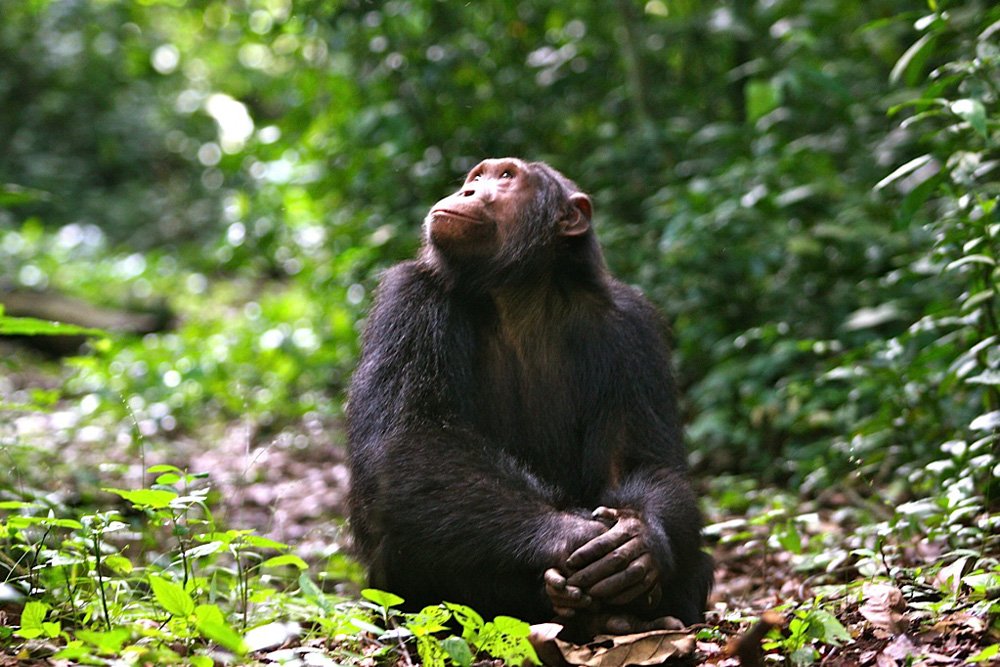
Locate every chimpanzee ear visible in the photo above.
<box><xmin>560</xmin><ymin>193</ymin><xmax>592</xmax><ymax>237</ymax></box>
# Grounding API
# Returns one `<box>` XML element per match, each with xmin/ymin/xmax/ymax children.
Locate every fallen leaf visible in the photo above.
<box><xmin>860</xmin><ymin>583</ymin><xmax>907</xmax><ymax>635</ymax></box>
<box><xmin>929</xmin><ymin>612</ymin><xmax>986</xmax><ymax>635</ymax></box>
<box><xmin>528</xmin><ymin>623</ymin><xmax>570</xmax><ymax>667</ymax></box>
<box><xmin>882</xmin><ymin>634</ymin><xmax>918</xmax><ymax>661</ymax></box>
<box><xmin>933</xmin><ymin>557</ymin><xmax>974</xmax><ymax>596</ymax></box>
<box><xmin>555</xmin><ymin>629</ymin><xmax>696</xmax><ymax>666</ymax></box>
<box><xmin>876</xmin><ymin>652</ymin><xmax>898</xmax><ymax>667</ymax></box>
<box><xmin>244</xmin><ymin>621</ymin><xmax>301</xmax><ymax>652</ymax></box>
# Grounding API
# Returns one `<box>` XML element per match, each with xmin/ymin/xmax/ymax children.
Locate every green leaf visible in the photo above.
<box><xmin>898</xmin><ymin>164</ymin><xmax>941</xmax><ymax>226</ymax></box>
<box><xmin>444</xmin><ymin>602</ymin><xmax>484</xmax><ymax>642</ymax></box>
<box><xmin>808</xmin><ymin>609</ymin><xmax>851</xmax><ymax>645</ymax></box>
<box><xmin>52</xmin><ymin>641</ymin><xmax>90</xmax><ymax>661</ymax></box>
<box><xmin>242</xmin><ymin>535</ymin><xmax>289</xmax><ymax>550</ymax></box>
<box><xmin>147</xmin><ymin>464</ymin><xmax>182</xmax><ymax>474</ymax></box>
<box><xmin>777</xmin><ymin>522</ymin><xmax>803</xmax><ymax>554</ymax></box>
<box><xmin>970</xmin><ymin>411</ymin><xmax>1000</xmax><ymax>431</ymax></box>
<box><xmin>745</xmin><ymin>78</ymin><xmax>780</xmax><ymax>123</ymax></box>
<box><xmin>441</xmin><ymin>636</ymin><xmax>474</xmax><ymax>667</ymax></box>
<box><xmin>11</xmin><ymin>516</ymin><xmax>85</xmax><ymax>530</ymax></box>
<box><xmin>478</xmin><ymin>616</ymin><xmax>539</xmax><ymax>665</ymax></box>
<box><xmin>75</xmin><ymin>628</ymin><xmax>131</xmax><ymax>653</ymax></box>
<box><xmin>261</xmin><ymin>554</ymin><xmax>308</xmax><ymax>569</ymax></box>
<box><xmin>104</xmin><ymin>554</ymin><xmax>134</xmax><ymax>575</ymax></box>
<box><xmin>968</xmin><ymin>643</ymin><xmax>999</xmax><ymax>663</ymax></box>
<box><xmin>362</xmin><ymin>588</ymin><xmax>404</xmax><ymax>609</ymax></box>
<box><xmin>350</xmin><ymin>617</ymin><xmax>385</xmax><ymax>635</ymax></box>
<box><xmin>183</xmin><ymin>541</ymin><xmax>225</xmax><ymax>560</ymax></box>
<box><xmin>875</xmin><ymin>155</ymin><xmax>934</xmax><ymax>191</ymax></box>
<box><xmin>491</xmin><ymin>615</ymin><xmax>531</xmax><ymax>637</ymax></box>
<box><xmin>890</xmin><ymin>33</ymin><xmax>935</xmax><ymax>86</ymax></box>
<box><xmin>951</xmin><ymin>99</ymin><xmax>988</xmax><ymax>138</ymax></box>
<box><xmin>0</xmin><ymin>501</ymin><xmax>38</xmax><ymax>509</ymax></box>
<box><xmin>790</xmin><ymin>645</ymin><xmax>819</xmax><ymax>666</ymax></box>
<box><xmin>7</xmin><ymin>513</ymin><xmax>106</xmax><ymax>530</ymax></box>
<box><xmin>946</xmin><ymin>254</ymin><xmax>996</xmax><ymax>271</ymax></box>
<box><xmin>195</xmin><ymin>604</ymin><xmax>247</xmax><ymax>654</ymax></box>
<box><xmin>409</xmin><ymin>605</ymin><xmax>451</xmax><ymax>635</ymax></box>
<box><xmin>0</xmin><ymin>183</ymin><xmax>50</xmax><ymax>206</ymax></box>
<box><xmin>961</xmin><ymin>289</ymin><xmax>995</xmax><ymax>313</ymax></box>
<box><xmin>298</xmin><ymin>574</ymin><xmax>331</xmax><ymax>612</ymax></box>
<box><xmin>15</xmin><ymin>600</ymin><xmax>48</xmax><ymax>639</ymax></box>
<box><xmin>967</xmin><ymin>370</ymin><xmax>1000</xmax><ymax>386</ymax></box>
<box><xmin>149</xmin><ymin>574</ymin><xmax>195</xmax><ymax>617</ymax></box>
<box><xmin>0</xmin><ymin>315</ymin><xmax>104</xmax><ymax>337</ymax></box>
<box><xmin>104</xmin><ymin>488</ymin><xmax>178</xmax><ymax>509</ymax></box>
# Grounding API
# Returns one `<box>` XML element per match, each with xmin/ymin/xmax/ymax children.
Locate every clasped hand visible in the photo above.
<box><xmin>544</xmin><ymin>507</ymin><xmax>662</xmax><ymax>618</ymax></box>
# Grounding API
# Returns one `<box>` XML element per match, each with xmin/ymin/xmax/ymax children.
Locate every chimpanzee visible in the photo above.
<box><xmin>346</xmin><ymin>158</ymin><xmax>712</xmax><ymax>638</ymax></box>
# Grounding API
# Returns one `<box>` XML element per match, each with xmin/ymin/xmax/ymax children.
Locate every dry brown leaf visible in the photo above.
<box><xmin>876</xmin><ymin>652</ymin><xmax>898</xmax><ymax>667</ymax></box>
<box><xmin>860</xmin><ymin>583</ymin><xmax>908</xmax><ymax>635</ymax></box>
<box><xmin>554</xmin><ymin>629</ymin><xmax>696</xmax><ymax>667</ymax></box>
<box><xmin>928</xmin><ymin>612</ymin><xmax>986</xmax><ymax>635</ymax></box>
<box><xmin>882</xmin><ymin>634</ymin><xmax>919</xmax><ymax>661</ymax></box>
<box><xmin>528</xmin><ymin>623</ymin><xmax>570</xmax><ymax>667</ymax></box>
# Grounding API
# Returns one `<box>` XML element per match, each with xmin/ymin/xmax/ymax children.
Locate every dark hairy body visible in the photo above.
<box><xmin>347</xmin><ymin>158</ymin><xmax>712</xmax><ymax>637</ymax></box>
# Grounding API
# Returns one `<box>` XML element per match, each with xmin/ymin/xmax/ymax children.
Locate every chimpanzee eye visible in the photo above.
<box><xmin>501</xmin><ymin>170</ymin><xmax>513</xmax><ymax>179</ymax></box>
<box><xmin>472</xmin><ymin>174</ymin><xmax>482</xmax><ymax>181</ymax></box>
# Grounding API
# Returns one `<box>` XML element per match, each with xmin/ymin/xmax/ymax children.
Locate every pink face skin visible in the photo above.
<box><xmin>425</xmin><ymin>158</ymin><xmax>592</xmax><ymax>258</ymax></box>
<box><xmin>425</xmin><ymin>158</ymin><xmax>538</xmax><ymax>256</ymax></box>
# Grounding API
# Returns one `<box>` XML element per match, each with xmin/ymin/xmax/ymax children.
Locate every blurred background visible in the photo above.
<box><xmin>0</xmin><ymin>0</ymin><xmax>997</xmax><ymax>580</ymax></box>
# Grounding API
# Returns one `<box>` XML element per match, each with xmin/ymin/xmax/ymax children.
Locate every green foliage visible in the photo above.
<box><xmin>2</xmin><ymin>0</ymin><xmax>995</xmax><ymax>487</ymax></box>
<box><xmin>0</xmin><ymin>459</ymin><xmax>540</xmax><ymax>665</ymax></box>
<box><xmin>14</xmin><ymin>601</ymin><xmax>60</xmax><ymax>640</ymax></box>
<box><xmin>358</xmin><ymin>591</ymin><xmax>540</xmax><ymax>667</ymax></box>
<box><xmin>2</xmin><ymin>0</ymin><xmax>999</xmax><ymax>663</ymax></box>
<box><xmin>0</xmin><ymin>307</ymin><xmax>104</xmax><ymax>337</ymax></box>
<box><xmin>767</xmin><ymin>606</ymin><xmax>852</xmax><ymax>666</ymax></box>
<box><xmin>823</xmin><ymin>1</ymin><xmax>1000</xmax><ymax>500</ymax></box>
<box><xmin>0</xmin><ymin>464</ymin><xmax>381</xmax><ymax>664</ymax></box>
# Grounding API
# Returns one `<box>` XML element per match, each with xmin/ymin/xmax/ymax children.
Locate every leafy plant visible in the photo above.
<box><xmin>0</xmin><ymin>464</ymin><xmax>338</xmax><ymax>664</ymax></box>
<box><xmin>763</xmin><ymin>605</ymin><xmax>852</xmax><ymax>666</ymax></box>
<box><xmin>357</xmin><ymin>589</ymin><xmax>540</xmax><ymax>667</ymax></box>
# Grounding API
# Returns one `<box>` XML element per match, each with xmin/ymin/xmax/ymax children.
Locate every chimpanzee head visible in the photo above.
<box><xmin>422</xmin><ymin>158</ymin><xmax>602</xmax><ymax>288</ymax></box>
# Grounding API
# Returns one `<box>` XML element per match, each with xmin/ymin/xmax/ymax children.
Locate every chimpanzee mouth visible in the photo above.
<box><xmin>430</xmin><ymin>208</ymin><xmax>484</xmax><ymax>224</ymax></box>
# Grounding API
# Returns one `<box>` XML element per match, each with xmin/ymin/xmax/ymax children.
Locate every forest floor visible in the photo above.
<box><xmin>1</xmin><ymin>351</ymin><xmax>997</xmax><ymax>665</ymax></box>
<box><xmin>116</xmin><ymin>417</ymin><xmax>999</xmax><ymax>665</ymax></box>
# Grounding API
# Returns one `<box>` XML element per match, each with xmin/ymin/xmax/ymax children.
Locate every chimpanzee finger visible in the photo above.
<box><xmin>591</xmin><ymin>506</ymin><xmax>619</xmax><ymax>525</ymax></box>
<box><xmin>566</xmin><ymin>523</ymin><xmax>637</xmax><ymax>571</ymax></box>
<box><xmin>605</xmin><ymin>569</ymin><xmax>659</xmax><ymax>606</ymax></box>
<box><xmin>586</xmin><ymin>558</ymin><xmax>649</xmax><ymax>599</ymax></box>
<box><xmin>604</xmin><ymin>553</ymin><xmax>659</xmax><ymax>605</ymax></box>
<box><xmin>544</xmin><ymin>568</ymin><xmax>593</xmax><ymax>610</ymax></box>
<box><xmin>548</xmin><ymin>591</ymin><xmax>592</xmax><ymax>613</ymax></box>
<box><xmin>544</xmin><ymin>567</ymin><xmax>568</xmax><ymax>590</ymax></box>
<box><xmin>566</xmin><ymin>535</ymin><xmax>645</xmax><ymax>588</ymax></box>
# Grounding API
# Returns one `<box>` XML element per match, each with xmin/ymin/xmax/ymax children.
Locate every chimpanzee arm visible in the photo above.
<box><xmin>561</xmin><ymin>285</ymin><xmax>712</xmax><ymax>625</ymax></box>
<box><xmin>347</xmin><ymin>263</ymin><xmax>604</xmax><ymax>618</ymax></box>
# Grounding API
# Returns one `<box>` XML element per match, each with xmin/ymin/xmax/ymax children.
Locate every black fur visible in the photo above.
<box><xmin>346</xmin><ymin>160</ymin><xmax>711</xmax><ymax>626</ymax></box>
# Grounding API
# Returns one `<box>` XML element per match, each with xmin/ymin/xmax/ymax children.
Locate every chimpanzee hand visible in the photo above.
<box><xmin>543</xmin><ymin>514</ymin><xmax>608</xmax><ymax>617</ymax></box>
<box><xmin>564</xmin><ymin>507</ymin><xmax>662</xmax><ymax>611</ymax></box>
